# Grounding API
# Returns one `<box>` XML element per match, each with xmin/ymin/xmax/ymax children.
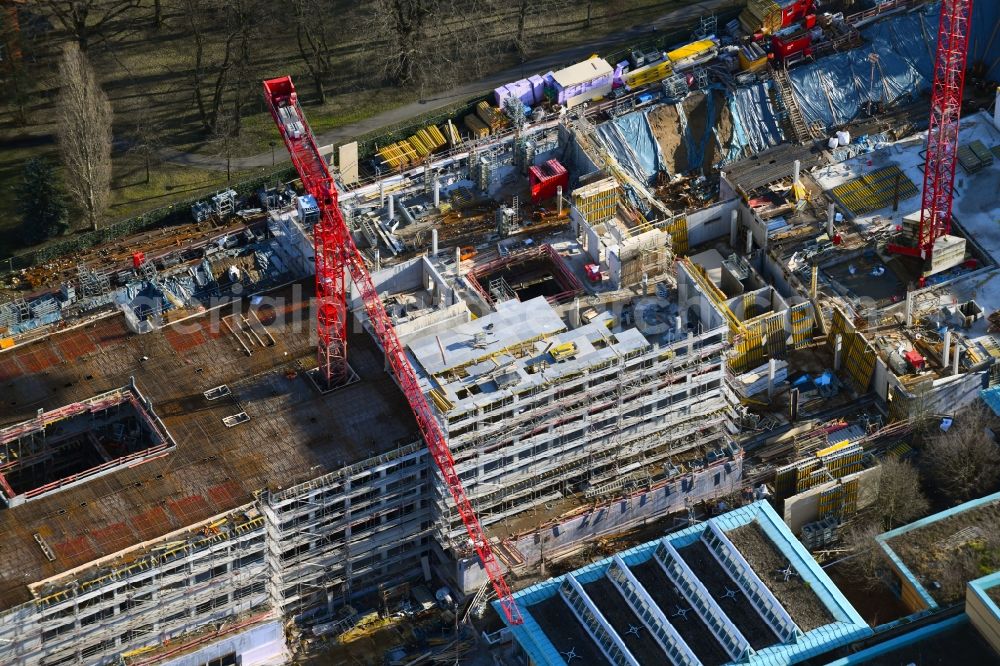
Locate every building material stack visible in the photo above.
<box><xmin>572</xmin><ymin>177</ymin><xmax>620</xmax><ymax>223</ymax></box>
<box><xmin>464</xmin><ymin>113</ymin><xmax>490</xmax><ymax>139</ymax></box>
<box><xmin>377</xmin><ymin>124</ymin><xmax>450</xmax><ymax>169</ymax></box>
<box><xmin>476</xmin><ymin>101</ymin><xmax>506</xmax><ymax>132</ymax></box>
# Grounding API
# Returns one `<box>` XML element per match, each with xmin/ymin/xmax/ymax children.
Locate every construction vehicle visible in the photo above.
<box><xmin>262</xmin><ymin>76</ymin><xmax>523</xmax><ymax>626</ymax></box>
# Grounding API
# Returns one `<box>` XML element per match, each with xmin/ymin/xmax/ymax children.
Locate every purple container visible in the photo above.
<box><xmin>528</xmin><ymin>75</ymin><xmax>545</xmax><ymax>104</ymax></box>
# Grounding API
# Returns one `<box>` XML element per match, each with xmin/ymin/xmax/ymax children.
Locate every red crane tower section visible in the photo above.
<box><xmin>887</xmin><ymin>0</ymin><xmax>973</xmax><ymax>261</ymax></box>
<box><xmin>262</xmin><ymin>76</ymin><xmax>524</xmax><ymax>626</ymax></box>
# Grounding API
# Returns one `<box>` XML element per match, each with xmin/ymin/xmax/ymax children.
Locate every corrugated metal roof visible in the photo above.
<box><xmin>551</xmin><ymin>57</ymin><xmax>613</xmax><ymax>89</ymax></box>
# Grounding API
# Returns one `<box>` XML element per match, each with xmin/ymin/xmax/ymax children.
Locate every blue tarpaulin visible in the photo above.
<box><xmin>597</xmin><ymin>109</ymin><xmax>664</xmax><ymax>183</ymax></box>
<box><xmin>787</xmin><ymin>1</ymin><xmax>1000</xmax><ymax>130</ymax></box>
<box><xmin>788</xmin><ymin>5</ymin><xmax>939</xmax><ymax>128</ymax></box>
<box><xmin>729</xmin><ymin>81</ymin><xmax>787</xmax><ymax>160</ymax></box>
<box><xmin>982</xmin><ymin>386</ymin><xmax>1000</xmax><ymax>417</ymax></box>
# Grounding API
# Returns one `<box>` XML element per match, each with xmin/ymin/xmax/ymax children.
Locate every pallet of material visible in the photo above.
<box><xmin>476</xmin><ymin>100</ymin><xmax>505</xmax><ymax>131</ymax></box>
<box><xmin>958</xmin><ymin>144</ymin><xmax>984</xmax><ymax>174</ymax></box>
<box><xmin>442</xmin><ymin>121</ymin><xmax>462</xmax><ymax>147</ymax></box>
<box><xmin>464</xmin><ymin>114</ymin><xmax>490</xmax><ymax>138</ymax></box>
<box><xmin>969</xmin><ymin>140</ymin><xmax>994</xmax><ymax>167</ymax></box>
<box><xmin>378</xmin><ymin>140</ymin><xmax>420</xmax><ymax>169</ymax></box>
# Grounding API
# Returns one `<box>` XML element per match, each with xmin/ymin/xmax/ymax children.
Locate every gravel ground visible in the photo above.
<box><xmin>887</xmin><ymin>499</ymin><xmax>1000</xmax><ymax>604</ymax></box>
<box><xmin>584</xmin><ymin>577</ymin><xmax>669</xmax><ymax>663</ymax></box>
<box><xmin>533</xmin><ymin>594</ymin><xmax>610</xmax><ymax>665</ymax></box>
<box><xmin>679</xmin><ymin>540</ymin><xmax>780</xmax><ymax>650</ymax></box>
<box><xmin>630</xmin><ymin>559</ymin><xmax>731</xmax><ymax>665</ymax></box>
<box><xmin>726</xmin><ymin>522</ymin><xmax>833</xmax><ymax>632</ymax></box>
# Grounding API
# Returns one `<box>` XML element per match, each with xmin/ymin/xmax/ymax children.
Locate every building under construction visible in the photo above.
<box><xmin>0</xmin><ymin>0</ymin><xmax>999</xmax><ymax>664</ymax></box>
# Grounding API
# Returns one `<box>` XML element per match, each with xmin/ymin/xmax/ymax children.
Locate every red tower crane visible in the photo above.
<box><xmin>887</xmin><ymin>0</ymin><xmax>973</xmax><ymax>264</ymax></box>
<box><xmin>262</xmin><ymin>76</ymin><xmax>523</xmax><ymax>625</ymax></box>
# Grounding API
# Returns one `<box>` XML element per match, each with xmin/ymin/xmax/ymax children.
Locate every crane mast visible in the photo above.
<box><xmin>887</xmin><ymin>0</ymin><xmax>973</xmax><ymax>263</ymax></box>
<box><xmin>262</xmin><ymin>76</ymin><xmax>523</xmax><ymax>625</ymax></box>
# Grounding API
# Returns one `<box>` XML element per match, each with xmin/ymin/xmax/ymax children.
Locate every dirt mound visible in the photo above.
<box><xmin>648</xmin><ymin>90</ymin><xmax>733</xmax><ymax>175</ymax></box>
<box><xmin>706</xmin><ymin>90</ymin><xmax>733</xmax><ymax>169</ymax></box>
<box><xmin>648</xmin><ymin>103</ymin><xmax>684</xmax><ymax>175</ymax></box>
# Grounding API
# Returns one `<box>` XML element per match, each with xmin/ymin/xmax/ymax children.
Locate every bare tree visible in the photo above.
<box><xmin>56</xmin><ymin>43</ymin><xmax>113</xmax><ymax>231</ymax></box>
<box><xmin>209</xmin><ymin>110</ymin><xmax>252</xmax><ymax>184</ymax></box>
<box><xmin>512</xmin><ymin>0</ymin><xmax>572</xmax><ymax>56</ymax></box>
<box><xmin>364</xmin><ymin>0</ymin><xmax>435</xmax><ymax>87</ymax></box>
<box><xmin>841</xmin><ymin>520</ymin><xmax>887</xmax><ymax>591</ymax></box>
<box><xmin>923</xmin><ymin>403</ymin><xmax>1000</xmax><ymax>502</ymax></box>
<box><xmin>872</xmin><ymin>457</ymin><xmax>929</xmax><ymax>529</ymax></box>
<box><xmin>125</xmin><ymin>97</ymin><xmax>164</xmax><ymax>185</ymax></box>
<box><xmin>180</xmin><ymin>0</ymin><xmax>264</xmax><ymax>136</ymax></box>
<box><xmin>42</xmin><ymin>0</ymin><xmax>140</xmax><ymax>51</ymax></box>
<box><xmin>363</xmin><ymin>0</ymin><xmax>497</xmax><ymax>90</ymax></box>
<box><xmin>290</xmin><ymin>0</ymin><xmax>332</xmax><ymax>104</ymax></box>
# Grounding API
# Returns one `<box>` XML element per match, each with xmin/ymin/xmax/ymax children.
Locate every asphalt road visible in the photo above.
<box><xmin>161</xmin><ymin>0</ymin><xmax>741</xmax><ymax>171</ymax></box>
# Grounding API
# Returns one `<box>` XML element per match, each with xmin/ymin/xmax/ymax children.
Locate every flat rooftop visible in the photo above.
<box><xmin>498</xmin><ymin>501</ymin><xmax>870</xmax><ymax>665</ymax></box>
<box><xmin>878</xmin><ymin>489</ymin><xmax>1000</xmax><ymax>610</ymax></box>
<box><xmin>408</xmin><ymin>296</ymin><xmax>652</xmax><ymax>415</ymax></box>
<box><xmin>813</xmin><ymin>112</ymin><xmax>1000</xmax><ymax>264</ymax></box>
<box><xmin>0</xmin><ymin>280</ymin><xmax>418</xmax><ymax>610</ymax></box>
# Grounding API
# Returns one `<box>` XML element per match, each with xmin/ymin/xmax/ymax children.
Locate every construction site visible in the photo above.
<box><xmin>0</xmin><ymin>0</ymin><xmax>999</xmax><ymax>664</ymax></box>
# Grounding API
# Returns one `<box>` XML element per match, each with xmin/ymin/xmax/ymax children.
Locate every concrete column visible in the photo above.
<box><xmin>379</xmin><ymin>180</ymin><xmax>384</xmax><ymax>207</ymax></box>
<box><xmin>431</xmin><ymin>228</ymin><xmax>438</xmax><ymax>257</ymax></box>
<box><xmin>455</xmin><ymin>246</ymin><xmax>462</xmax><ymax>278</ymax></box>
<box><xmin>745</xmin><ymin>228</ymin><xmax>753</xmax><ymax>255</ymax></box>
<box><xmin>793</xmin><ymin>159</ymin><xmax>801</xmax><ymax>184</ymax></box>
<box><xmin>953</xmin><ymin>342</ymin><xmax>961</xmax><ymax>375</ymax></box>
<box><xmin>810</xmin><ymin>264</ymin><xmax>818</xmax><ymax>301</ymax></box>
<box><xmin>375</xmin><ymin>248</ymin><xmax>381</xmax><ymax>272</ymax></box>
<box><xmin>642</xmin><ymin>272</ymin><xmax>649</xmax><ymax>296</ymax></box>
<box><xmin>994</xmin><ymin>86</ymin><xmax>1000</xmax><ymax>132</ymax></box>
<box><xmin>687</xmin><ymin>331</ymin><xmax>694</xmax><ymax>358</ymax></box>
<box><xmin>833</xmin><ymin>333</ymin><xmax>843</xmax><ymax>371</ymax></box>
<box><xmin>569</xmin><ymin>297</ymin><xmax>581</xmax><ymax>328</ymax></box>
<box><xmin>388</xmin><ymin>194</ymin><xmax>395</xmax><ymax>220</ymax></box>
<box><xmin>942</xmin><ymin>328</ymin><xmax>952</xmax><ymax>368</ymax></box>
<box><xmin>730</xmin><ymin>209</ymin><xmax>739</xmax><ymax>248</ymax></box>
<box><xmin>827</xmin><ymin>203</ymin><xmax>835</xmax><ymax>237</ymax></box>
<box><xmin>905</xmin><ymin>291</ymin><xmax>914</xmax><ymax>328</ymax></box>
<box><xmin>557</xmin><ymin>186</ymin><xmax>563</xmax><ymax>215</ymax></box>
<box><xmin>767</xmin><ymin>358</ymin><xmax>777</xmax><ymax>399</ymax></box>
<box><xmin>433</xmin><ymin>178</ymin><xmax>441</xmax><ymax>208</ymax></box>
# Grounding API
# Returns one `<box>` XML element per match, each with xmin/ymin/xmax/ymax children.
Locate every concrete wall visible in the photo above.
<box><xmin>686</xmin><ymin>198</ymin><xmax>739</xmax><ymax>248</ymax></box>
<box><xmin>513</xmin><ymin>459</ymin><xmax>742</xmax><ymax>566</ymax></box>
<box><xmin>160</xmin><ymin>620</ymin><xmax>287</xmax><ymax>666</ymax></box>
<box><xmin>782</xmin><ymin>466</ymin><xmax>879</xmax><ymax>534</ymax></box>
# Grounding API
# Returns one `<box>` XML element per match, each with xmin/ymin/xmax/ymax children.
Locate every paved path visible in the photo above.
<box><xmin>161</xmin><ymin>0</ymin><xmax>739</xmax><ymax>171</ymax></box>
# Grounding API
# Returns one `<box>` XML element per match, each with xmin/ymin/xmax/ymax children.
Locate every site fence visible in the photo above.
<box><xmin>4</xmin><ymin>167</ymin><xmax>298</xmax><ymax>273</ymax></box>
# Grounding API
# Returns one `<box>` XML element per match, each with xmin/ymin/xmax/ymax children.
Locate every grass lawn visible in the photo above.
<box><xmin>0</xmin><ymin>0</ymin><xmax>740</xmax><ymax>262</ymax></box>
<box><xmin>0</xmin><ymin>153</ymin><xmax>261</xmax><ymax>262</ymax></box>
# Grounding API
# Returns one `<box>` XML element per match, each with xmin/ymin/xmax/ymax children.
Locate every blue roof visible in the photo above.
<box><xmin>980</xmin><ymin>386</ymin><xmax>1000</xmax><ymax>417</ymax></box>
<box><xmin>495</xmin><ymin>501</ymin><xmax>871</xmax><ymax>665</ymax></box>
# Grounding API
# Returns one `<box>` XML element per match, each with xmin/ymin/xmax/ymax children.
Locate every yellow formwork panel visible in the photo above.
<box><xmin>817</xmin><ymin>439</ymin><xmax>852</xmax><ymax>458</ymax></box>
<box><xmin>818</xmin><ymin>478</ymin><xmax>860</xmax><ymax>519</ymax></box>
<box><xmin>665</xmin><ymin>215</ymin><xmax>688</xmax><ymax>254</ymax></box>
<box><xmin>829</xmin><ymin>165</ymin><xmax>919</xmax><ymax>217</ymax></box>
